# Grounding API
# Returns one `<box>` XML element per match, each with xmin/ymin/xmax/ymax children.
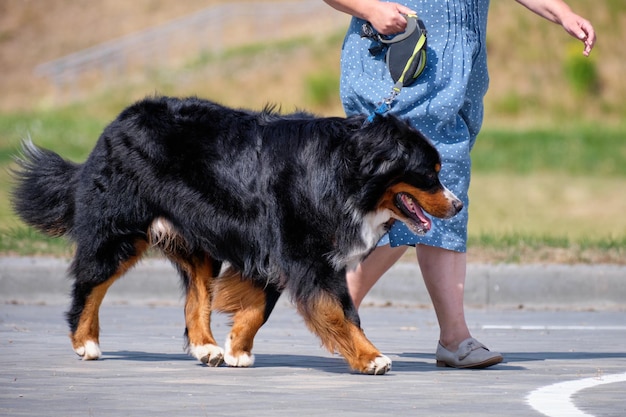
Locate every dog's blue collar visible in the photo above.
<box><xmin>363</xmin><ymin>81</ymin><xmax>402</xmax><ymax>126</ymax></box>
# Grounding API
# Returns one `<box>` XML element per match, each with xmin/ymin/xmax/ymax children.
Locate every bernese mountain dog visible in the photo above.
<box><xmin>12</xmin><ymin>96</ymin><xmax>462</xmax><ymax>375</ymax></box>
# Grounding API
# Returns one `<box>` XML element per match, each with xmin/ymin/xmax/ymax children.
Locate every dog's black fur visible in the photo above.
<box><xmin>11</xmin><ymin>96</ymin><xmax>461</xmax><ymax>374</ymax></box>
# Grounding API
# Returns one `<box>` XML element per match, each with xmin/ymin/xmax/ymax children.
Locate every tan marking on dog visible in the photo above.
<box><xmin>212</xmin><ymin>268</ymin><xmax>267</xmax><ymax>366</ymax></box>
<box><xmin>297</xmin><ymin>292</ymin><xmax>391</xmax><ymax>374</ymax></box>
<box><xmin>180</xmin><ymin>254</ymin><xmax>220</xmax><ymax>351</ymax></box>
<box><xmin>71</xmin><ymin>240</ymin><xmax>149</xmax><ymax>359</ymax></box>
<box><xmin>149</xmin><ymin>217</ymin><xmax>223</xmax><ymax>365</ymax></box>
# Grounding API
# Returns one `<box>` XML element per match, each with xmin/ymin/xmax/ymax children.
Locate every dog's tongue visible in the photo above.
<box><xmin>399</xmin><ymin>193</ymin><xmax>431</xmax><ymax>233</ymax></box>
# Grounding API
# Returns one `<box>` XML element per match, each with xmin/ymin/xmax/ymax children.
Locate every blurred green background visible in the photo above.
<box><xmin>0</xmin><ymin>0</ymin><xmax>624</xmax><ymax>263</ymax></box>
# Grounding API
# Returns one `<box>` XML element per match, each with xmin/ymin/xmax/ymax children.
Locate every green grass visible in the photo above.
<box><xmin>472</xmin><ymin>126</ymin><xmax>626</xmax><ymax>177</ymax></box>
<box><xmin>466</xmin><ymin>232</ymin><xmax>626</xmax><ymax>264</ymax></box>
<box><xmin>0</xmin><ymin>227</ymin><xmax>74</xmax><ymax>257</ymax></box>
<box><xmin>305</xmin><ymin>69</ymin><xmax>341</xmax><ymax>107</ymax></box>
<box><xmin>469</xmin><ymin>233</ymin><xmax>626</xmax><ymax>253</ymax></box>
<box><xmin>2</xmin><ymin>109</ymin><xmax>624</xmax><ymax>262</ymax></box>
<box><xmin>0</xmin><ymin>107</ymin><xmax>107</xmax><ymax>161</ymax></box>
<box><xmin>1</xmin><ymin>108</ymin><xmax>625</xmax><ymax>259</ymax></box>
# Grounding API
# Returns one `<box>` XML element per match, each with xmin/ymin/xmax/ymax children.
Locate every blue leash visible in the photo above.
<box><xmin>363</xmin><ymin>81</ymin><xmax>402</xmax><ymax>126</ymax></box>
<box><xmin>365</xmin><ymin>101</ymin><xmax>392</xmax><ymax>125</ymax></box>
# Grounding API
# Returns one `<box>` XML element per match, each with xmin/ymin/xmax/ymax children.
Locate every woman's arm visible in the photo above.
<box><xmin>515</xmin><ymin>0</ymin><xmax>596</xmax><ymax>55</ymax></box>
<box><xmin>323</xmin><ymin>0</ymin><xmax>416</xmax><ymax>35</ymax></box>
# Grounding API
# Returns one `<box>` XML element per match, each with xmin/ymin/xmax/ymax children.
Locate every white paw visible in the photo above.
<box><xmin>189</xmin><ymin>343</ymin><xmax>224</xmax><ymax>367</ymax></box>
<box><xmin>365</xmin><ymin>355</ymin><xmax>392</xmax><ymax>375</ymax></box>
<box><xmin>223</xmin><ymin>336</ymin><xmax>255</xmax><ymax>367</ymax></box>
<box><xmin>75</xmin><ymin>340</ymin><xmax>102</xmax><ymax>360</ymax></box>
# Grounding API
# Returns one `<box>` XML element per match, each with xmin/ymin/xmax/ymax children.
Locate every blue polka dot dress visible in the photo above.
<box><xmin>339</xmin><ymin>0</ymin><xmax>490</xmax><ymax>252</ymax></box>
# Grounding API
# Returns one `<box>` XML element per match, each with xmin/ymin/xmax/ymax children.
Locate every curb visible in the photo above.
<box><xmin>365</xmin><ymin>262</ymin><xmax>626</xmax><ymax>309</ymax></box>
<box><xmin>1</xmin><ymin>257</ymin><xmax>624</xmax><ymax>309</ymax></box>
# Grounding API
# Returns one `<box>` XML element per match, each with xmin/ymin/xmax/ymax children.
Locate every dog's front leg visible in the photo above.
<box><xmin>297</xmin><ymin>289</ymin><xmax>391</xmax><ymax>375</ymax></box>
<box><xmin>212</xmin><ymin>268</ymin><xmax>282</xmax><ymax>367</ymax></box>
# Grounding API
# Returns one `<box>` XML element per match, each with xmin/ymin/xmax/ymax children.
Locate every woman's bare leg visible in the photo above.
<box><xmin>346</xmin><ymin>244</ymin><xmax>407</xmax><ymax>308</ymax></box>
<box><xmin>414</xmin><ymin>245</ymin><xmax>470</xmax><ymax>351</ymax></box>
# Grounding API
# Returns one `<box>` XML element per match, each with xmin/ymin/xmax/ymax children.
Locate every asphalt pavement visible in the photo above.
<box><xmin>1</xmin><ymin>257</ymin><xmax>625</xmax><ymax>416</ymax></box>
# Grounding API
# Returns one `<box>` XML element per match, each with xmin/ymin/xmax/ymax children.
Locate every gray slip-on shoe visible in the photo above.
<box><xmin>435</xmin><ymin>337</ymin><xmax>503</xmax><ymax>369</ymax></box>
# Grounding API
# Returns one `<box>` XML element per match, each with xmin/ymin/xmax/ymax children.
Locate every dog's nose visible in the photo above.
<box><xmin>453</xmin><ymin>199</ymin><xmax>463</xmax><ymax>213</ymax></box>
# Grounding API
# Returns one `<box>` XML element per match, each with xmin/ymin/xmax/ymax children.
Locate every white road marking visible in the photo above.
<box><xmin>527</xmin><ymin>372</ymin><xmax>626</xmax><ymax>417</ymax></box>
<box><xmin>482</xmin><ymin>325</ymin><xmax>626</xmax><ymax>331</ymax></box>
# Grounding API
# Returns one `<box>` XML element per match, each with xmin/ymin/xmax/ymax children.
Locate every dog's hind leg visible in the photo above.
<box><xmin>67</xmin><ymin>239</ymin><xmax>149</xmax><ymax>360</ymax></box>
<box><xmin>149</xmin><ymin>218</ymin><xmax>224</xmax><ymax>366</ymax></box>
<box><xmin>212</xmin><ymin>268</ymin><xmax>282</xmax><ymax>367</ymax></box>
<box><xmin>297</xmin><ymin>291</ymin><xmax>392</xmax><ymax>375</ymax></box>
<box><xmin>169</xmin><ymin>252</ymin><xmax>223</xmax><ymax>366</ymax></box>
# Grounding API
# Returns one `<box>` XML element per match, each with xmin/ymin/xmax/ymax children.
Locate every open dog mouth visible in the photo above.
<box><xmin>395</xmin><ymin>192</ymin><xmax>432</xmax><ymax>236</ymax></box>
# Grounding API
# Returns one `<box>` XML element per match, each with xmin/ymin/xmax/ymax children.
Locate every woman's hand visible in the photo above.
<box><xmin>515</xmin><ymin>0</ymin><xmax>596</xmax><ymax>56</ymax></box>
<box><xmin>365</xmin><ymin>2</ymin><xmax>417</xmax><ymax>35</ymax></box>
<box><xmin>559</xmin><ymin>12</ymin><xmax>595</xmax><ymax>56</ymax></box>
<box><xmin>324</xmin><ymin>0</ymin><xmax>416</xmax><ymax>35</ymax></box>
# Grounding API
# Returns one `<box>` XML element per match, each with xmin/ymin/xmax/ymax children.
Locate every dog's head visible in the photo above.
<box><xmin>348</xmin><ymin>115</ymin><xmax>463</xmax><ymax>236</ymax></box>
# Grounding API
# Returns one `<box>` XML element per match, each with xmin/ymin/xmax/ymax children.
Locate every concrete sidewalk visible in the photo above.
<box><xmin>1</xmin><ymin>256</ymin><xmax>624</xmax><ymax>309</ymax></box>
<box><xmin>1</xmin><ymin>302</ymin><xmax>625</xmax><ymax>417</ymax></box>
<box><xmin>1</xmin><ymin>257</ymin><xmax>625</xmax><ymax>416</ymax></box>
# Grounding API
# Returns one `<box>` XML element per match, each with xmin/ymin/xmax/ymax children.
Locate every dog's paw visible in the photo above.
<box><xmin>74</xmin><ymin>340</ymin><xmax>102</xmax><ymax>360</ymax></box>
<box><xmin>189</xmin><ymin>343</ymin><xmax>224</xmax><ymax>367</ymax></box>
<box><xmin>364</xmin><ymin>355</ymin><xmax>392</xmax><ymax>375</ymax></box>
<box><xmin>223</xmin><ymin>336</ymin><xmax>255</xmax><ymax>367</ymax></box>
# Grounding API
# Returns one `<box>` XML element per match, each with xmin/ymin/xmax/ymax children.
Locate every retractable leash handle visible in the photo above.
<box><xmin>385</xmin><ymin>14</ymin><xmax>427</xmax><ymax>88</ymax></box>
<box><xmin>362</xmin><ymin>14</ymin><xmax>428</xmax><ymax>125</ymax></box>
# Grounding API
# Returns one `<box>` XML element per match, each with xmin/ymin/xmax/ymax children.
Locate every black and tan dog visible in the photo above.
<box><xmin>12</xmin><ymin>96</ymin><xmax>462</xmax><ymax>374</ymax></box>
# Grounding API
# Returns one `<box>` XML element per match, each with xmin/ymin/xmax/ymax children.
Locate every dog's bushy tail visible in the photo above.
<box><xmin>11</xmin><ymin>140</ymin><xmax>80</xmax><ymax>237</ymax></box>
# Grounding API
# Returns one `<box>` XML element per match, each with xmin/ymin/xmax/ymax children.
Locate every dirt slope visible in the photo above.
<box><xmin>0</xmin><ymin>0</ymin><xmax>228</xmax><ymax>110</ymax></box>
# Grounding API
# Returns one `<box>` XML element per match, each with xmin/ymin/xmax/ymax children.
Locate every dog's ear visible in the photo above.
<box><xmin>348</xmin><ymin>115</ymin><xmax>413</xmax><ymax>177</ymax></box>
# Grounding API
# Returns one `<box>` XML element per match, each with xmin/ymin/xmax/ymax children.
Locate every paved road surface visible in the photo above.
<box><xmin>1</xmin><ymin>258</ymin><xmax>624</xmax><ymax>416</ymax></box>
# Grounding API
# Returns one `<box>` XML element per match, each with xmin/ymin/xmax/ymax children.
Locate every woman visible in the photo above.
<box><xmin>324</xmin><ymin>0</ymin><xmax>595</xmax><ymax>368</ymax></box>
